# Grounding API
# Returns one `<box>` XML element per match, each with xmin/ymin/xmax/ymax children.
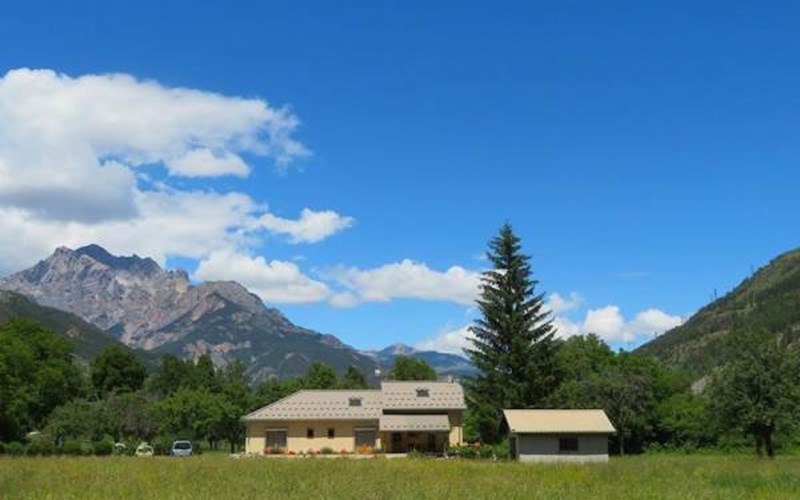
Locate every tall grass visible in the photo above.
<box><xmin>1</xmin><ymin>454</ymin><xmax>799</xmax><ymax>499</ymax></box>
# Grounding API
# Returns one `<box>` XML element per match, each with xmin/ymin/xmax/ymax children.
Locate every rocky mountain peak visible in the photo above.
<box><xmin>75</xmin><ymin>244</ymin><xmax>162</xmax><ymax>277</ymax></box>
<box><xmin>0</xmin><ymin>244</ymin><xmax>379</xmax><ymax>381</ymax></box>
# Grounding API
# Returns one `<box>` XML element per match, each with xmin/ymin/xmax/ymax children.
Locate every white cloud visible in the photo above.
<box><xmin>413</xmin><ymin>296</ymin><xmax>684</xmax><ymax>353</ymax></box>
<box><xmin>193</xmin><ymin>249</ymin><xmax>330</xmax><ymax>304</ymax></box>
<box><xmin>0</xmin><ymin>68</ymin><xmax>309</xmax><ymax>223</ymax></box>
<box><xmin>259</xmin><ymin>208</ymin><xmax>355</xmax><ymax>244</ymax></box>
<box><xmin>581</xmin><ymin>305</ymin><xmax>682</xmax><ymax>344</ymax></box>
<box><xmin>547</xmin><ymin>292</ymin><xmax>583</xmax><ymax>314</ymax></box>
<box><xmin>329</xmin><ymin>260</ymin><xmax>481</xmax><ymax>306</ymax></box>
<box><xmin>166</xmin><ymin>149</ymin><xmax>250</xmax><ymax>178</ymax></box>
<box><xmin>0</xmin><ymin>68</ymin><xmax>356</xmax><ymax>278</ymax></box>
<box><xmin>415</xmin><ymin>325</ymin><xmax>473</xmax><ymax>355</ymax></box>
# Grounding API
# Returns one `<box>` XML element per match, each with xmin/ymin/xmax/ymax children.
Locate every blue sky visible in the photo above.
<box><xmin>1</xmin><ymin>1</ymin><xmax>799</xmax><ymax>353</ymax></box>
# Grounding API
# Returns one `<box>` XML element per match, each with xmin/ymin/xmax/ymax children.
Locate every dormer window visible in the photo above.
<box><xmin>349</xmin><ymin>397</ymin><xmax>362</xmax><ymax>407</ymax></box>
<box><xmin>416</xmin><ymin>388</ymin><xmax>429</xmax><ymax>398</ymax></box>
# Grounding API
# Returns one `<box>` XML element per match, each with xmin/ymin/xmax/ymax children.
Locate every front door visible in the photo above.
<box><xmin>391</xmin><ymin>432</ymin><xmax>402</xmax><ymax>453</ymax></box>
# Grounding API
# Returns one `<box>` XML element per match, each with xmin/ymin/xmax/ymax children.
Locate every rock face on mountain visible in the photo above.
<box><xmin>0</xmin><ymin>245</ymin><xmax>376</xmax><ymax>380</ymax></box>
<box><xmin>637</xmin><ymin>248</ymin><xmax>800</xmax><ymax>378</ymax></box>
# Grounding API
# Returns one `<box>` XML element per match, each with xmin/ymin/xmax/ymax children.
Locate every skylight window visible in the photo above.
<box><xmin>416</xmin><ymin>388</ymin><xmax>430</xmax><ymax>398</ymax></box>
<box><xmin>349</xmin><ymin>397</ymin><xmax>362</xmax><ymax>407</ymax></box>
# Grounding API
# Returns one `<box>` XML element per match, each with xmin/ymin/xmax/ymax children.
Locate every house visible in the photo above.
<box><xmin>242</xmin><ymin>381</ymin><xmax>465</xmax><ymax>454</ymax></box>
<box><xmin>503</xmin><ymin>409</ymin><xmax>616</xmax><ymax>463</ymax></box>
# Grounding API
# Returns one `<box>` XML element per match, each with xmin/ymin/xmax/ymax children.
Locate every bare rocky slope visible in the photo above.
<box><xmin>0</xmin><ymin>245</ymin><xmax>376</xmax><ymax>381</ymax></box>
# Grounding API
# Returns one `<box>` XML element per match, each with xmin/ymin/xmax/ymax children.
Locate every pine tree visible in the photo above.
<box><xmin>465</xmin><ymin>223</ymin><xmax>558</xmax><ymax>443</ymax></box>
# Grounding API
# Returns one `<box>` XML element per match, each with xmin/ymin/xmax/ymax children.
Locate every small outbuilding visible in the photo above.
<box><xmin>503</xmin><ymin>409</ymin><xmax>616</xmax><ymax>463</ymax></box>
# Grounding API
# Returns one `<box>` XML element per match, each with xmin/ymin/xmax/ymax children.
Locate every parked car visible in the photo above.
<box><xmin>171</xmin><ymin>440</ymin><xmax>193</xmax><ymax>457</ymax></box>
<box><xmin>135</xmin><ymin>442</ymin><xmax>154</xmax><ymax>457</ymax></box>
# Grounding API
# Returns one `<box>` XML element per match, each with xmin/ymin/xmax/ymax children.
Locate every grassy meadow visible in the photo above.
<box><xmin>2</xmin><ymin>454</ymin><xmax>800</xmax><ymax>499</ymax></box>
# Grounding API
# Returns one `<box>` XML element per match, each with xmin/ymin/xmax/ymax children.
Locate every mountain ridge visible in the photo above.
<box><xmin>637</xmin><ymin>248</ymin><xmax>800</xmax><ymax>377</ymax></box>
<box><xmin>0</xmin><ymin>245</ymin><xmax>377</xmax><ymax>381</ymax></box>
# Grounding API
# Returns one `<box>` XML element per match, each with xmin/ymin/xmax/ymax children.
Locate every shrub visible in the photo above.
<box><xmin>306</xmin><ymin>448</ymin><xmax>317</xmax><ymax>456</ymax></box>
<box><xmin>320</xmin><ymin>447</ymin><xmax>334</xmax><ymax>455</ymax></box>
<box><xmin>27</xmin><ymin>435</ymin><xmax>55</xmax><ymax>456</ymax></box>
<box><xmin>152</xmin><ymin>436</ymin><xmax>174</xmax><ymax>456</ymax></box>
<box><xmin>263</xmin><ymin>446</ymin><xmax>286</xmax><ymax>455</ymax></box>
<box><xmin>407</xmin><ymin>449</ymin><xmax>426</xmax><ymax>459</ymax></box>
<box><xmin>93</xmin><ymin>436</ymin><xmax>114</xmax><ymax>456</ymax></box>
<box><xmin>6</xmin><ymin>442</ymin><xmax>26</xmax><ymax>456</ymax></box>
<box><xmin>340</xmin><ymin>448</ymin><xmax>350</xmax><ymax>455</ymax></box>
<box><xmin>0</xmin><ymin>442</ymin><xmax>5</xmax><ymax>455</ymax></box>
<box><xmin>62</xmin><ymin>440</ymin><xmax>85</xmax><ymax>456</ymax></box>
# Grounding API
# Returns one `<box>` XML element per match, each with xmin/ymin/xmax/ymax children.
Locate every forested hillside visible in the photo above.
<box><xmin>638</xmin><ymin>249</ymin><xmax>800</xmax><ymax>377</ymax></box>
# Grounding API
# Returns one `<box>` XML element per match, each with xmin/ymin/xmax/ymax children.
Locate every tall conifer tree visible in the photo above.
<box><xmin>465</xmin><ymin>223</ymin><xmax>558</xmax><ymax>443</ymax></box>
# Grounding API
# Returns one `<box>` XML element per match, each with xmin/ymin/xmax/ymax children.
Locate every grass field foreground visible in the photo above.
<box><xmin>2</xmin><ymin>454</ymin><xmax>800</xmax><ymax>499</ymax></box>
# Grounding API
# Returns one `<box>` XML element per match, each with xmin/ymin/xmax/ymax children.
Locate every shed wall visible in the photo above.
<box><xmin>515</xmin><ymin>433</ymin><xmax>609</xmax><ymax>463</ymax></box>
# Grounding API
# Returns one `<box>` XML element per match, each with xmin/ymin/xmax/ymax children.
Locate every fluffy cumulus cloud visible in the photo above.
<box><xmin>0</xmin><ymin>68</ymin><xmax>356</xmax><ymax>303</ymax></box>
<box><xmin>547</xmin><ymin>292</ymin><xmax>583</xmax><ymax>314</ymax></box>
<box><xmin>193</xmin><ymin>250</ymin><xmax>330</xmax><ymax>304</ymax></box>
<box><xmin>328</xmin><ymin>260</ymin><xmax>481</xmax><ymax>306</ymax></box>
<box><xmin>413</xmin><ymin>293</ymin><xmax>684</xmax><ymax>354</ymax></box>
<box><xmin>582</xmin><ymin>305</ymin><xmax>682</xmax><ymax>343</ymax></box>
<box><xmin>259</xmin><ymin>208</ymin><xmax>355</xmax><ymax>244</ymax></box>
<box><xmin>166</xmin><ymin>149</ymin><xmax>251</xmax><ymax>178</ymax></box>
<box><xmin>415</xmin><ymin>325</ymin><xmax>473</xmax><ymax>355</ymax></box>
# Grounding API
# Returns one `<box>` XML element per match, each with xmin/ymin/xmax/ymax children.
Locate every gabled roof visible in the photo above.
<box><xmin>503</xmin><ymin>409</ymin><xmax>616</xmax><ymax>434</ymax></box>
<box><xmin>381</xmin><ymin>381</ymin><xmax>466</xmax><ymax>410</ymax></box>
<box><xmin>243</xmin><ymin>381</ymin><xmax>467</xmax><ymax>421</ymax></box>
<box><xmin>243</xmin><ymin>390</ymin><xmax>382</xmax><ymax>421</ymax></box>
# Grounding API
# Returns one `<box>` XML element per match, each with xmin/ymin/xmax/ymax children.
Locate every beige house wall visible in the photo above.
<box><xmin>448</xmin><ymin>410</ymin><xmax>463</xmax><ymax>446</ymax></box>
<box><xmin>245</xmin><ymin>420</ymin><xmax>380</xmax><ymax>454</ymax></box>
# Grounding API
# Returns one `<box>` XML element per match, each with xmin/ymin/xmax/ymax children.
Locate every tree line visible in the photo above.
<box><xmin>0</xmin><ymin>318</ymin><xmax>435</xmax><ymax>455</ymax></box>
<box><xmin>2</xmin><ymin>224</ymin><xmax>798</xmax><ymax>457</ymax></box>
<box><xmin>463</xmin><ymin>224</ymin><xmax>800</xmax><ymax>457</ymax></box>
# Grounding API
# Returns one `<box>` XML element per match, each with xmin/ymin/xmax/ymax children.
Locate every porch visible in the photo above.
<box><xmin>379</xmin><ymin>414</ymin><xmax>451</xmax><ymax>454</ymax></box>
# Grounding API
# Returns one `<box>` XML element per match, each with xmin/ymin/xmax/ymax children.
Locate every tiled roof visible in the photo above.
<box><xmin>243</xmin><ymin>382</ymin><xmax>466</xmax><ymax>421</ymax></box>
<box><xmin>381</xmin><ymin>381</ymin><xmax>466</xmax><ymax>410</ymax></box>
<box><xmin>503</xmin><ymin>409</ymin><xmax>616</xmax><ymax>434</ymax></box>
<box><xmin>379</xmin><ymin>414</ymin><xmax>451</xmax><ymax>432</ymax></box>
<box><xmin>243</xmin><ymin>390</ymin><xmax>382</xmax><ymax>421</ymax></box>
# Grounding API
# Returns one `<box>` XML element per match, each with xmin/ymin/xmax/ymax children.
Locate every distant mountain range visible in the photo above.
<box><xmin>637</xmin><ymin>248</ymin><xmax>800</xmax><ymax>378</ymax></box>
<box><xmin>0</xmin><ymin>244</ymin><xmax>475</xmax><ymax>381</ymax></box>
<box><xmin>0</xmin><ymin>245</ymin><xmax>376</xmax><ymax>381</ymax></box>
<box><xmin>362</xmin><ymin>343</ymin><xmax>477</xmax><ymax>377</ymax></box>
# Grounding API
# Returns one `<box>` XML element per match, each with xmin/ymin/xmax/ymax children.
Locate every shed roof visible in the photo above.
<box><xmin>379</xmin><ymin>414</ymin><xmax>451</xmax><ymax>432</ymax></box>
<box><xmin>243</xmin><ymin>390</ymin><xmax>382</xmax><ymax>421</ymax></box>
<box><xmin>503</xmin><ymin>409</ymin><xmax>616</xmax><ymax>434</ymax></box>
<box><xmin>380</xmin><ymin>381</ymin><xmax>466</xmax><ymax>410</ymax></box>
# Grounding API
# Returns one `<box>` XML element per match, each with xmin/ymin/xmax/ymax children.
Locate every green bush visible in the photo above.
<box><xmin>62</xmin><ymin>440</ymin><xmax>85</xmax><ymax>456</ymax></box>
<box><xmin>407</xmin><ymin>449</ymin><xmax>426</xmax><ymax>459</ymax></box>
<box><xmin>152</xmin><ymin>436</ymin><xmax>174</xmax><ymax>456</ymax></box>
<box><xmin>320</xmin><ymin>447</ymin><xmax>334</xmax><ymax>455</ymax></box>
<box><xmin>6</xmin><ymin>442</ymin><xmax>26</xmax><ymax>456</ymax></box>
<box><xmin>27</xmin><ymin>435</ymin><xmax>55</xmax><ymax>456</ymax></box>
<box><xmin>0</xmin><ymin>442</ymin><xmax>6</xmax><ymax>455</ymax></box>
<box><xmin>93</xmin><ymin>436</ymin><xmax>114</xmax><ymax>456</ymax></box>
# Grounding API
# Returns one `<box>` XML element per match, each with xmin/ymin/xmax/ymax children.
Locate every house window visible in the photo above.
<box><xmin>559</xmin><ymin>437</ymin><xmax>579</xmax><ymax>453</ymax></box>
<box><xmin>327</xmin><ymin>428</ymin><xmax>335</xmax><ymax>439</ymax></box>
<box><xmin>266</xmin><ymin>430</ymin><xmax>287</xmax><ymax>449</ymax></box>
<box><xmin>307</xmin><ymin>428</ymin><xmax>314</xmax><ymax>439</ymax></box>
<box><xmin>416</xmin><ymin>388</ymin><xmax>429</xmax><ymax>397</ymax></box>
<box><xmin>354</xmin><ymin>429</ymin><xmax>377</xmax><ymax>448</ymax></box>
<box><xmin>349</xmin><ymin>397</ymin><xmax>362</xmax><ymax>407</ymax></box>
